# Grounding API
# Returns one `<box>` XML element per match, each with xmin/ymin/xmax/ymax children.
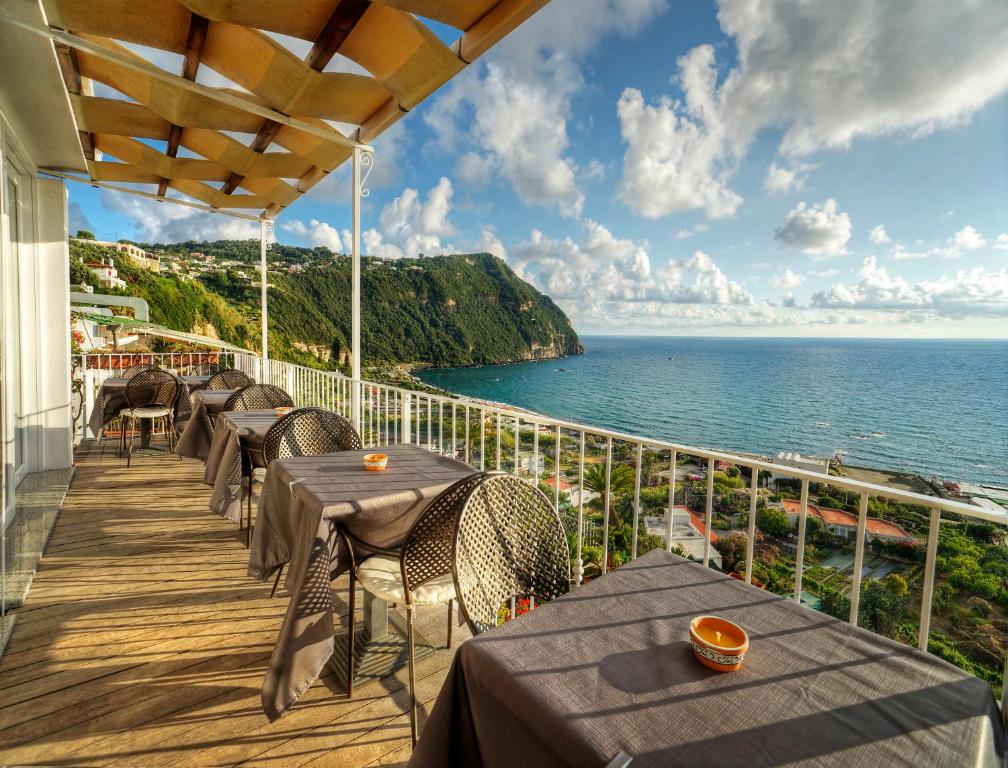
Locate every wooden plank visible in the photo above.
<box><xmin>161</xmin><ymin>12</ymin><xmax>209</xmax><ymax>196</ymax></box>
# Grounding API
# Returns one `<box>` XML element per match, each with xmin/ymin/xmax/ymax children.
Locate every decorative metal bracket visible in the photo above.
<box><xmin>359</xmin><ymin>150</ymin><xmax>375</xmax><ymax>198</ymax></box>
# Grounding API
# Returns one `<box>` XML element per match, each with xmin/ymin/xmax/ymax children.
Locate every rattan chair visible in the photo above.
<box><xmin>223</xmin><ymin>384</ymin><xmax>293</xmax><ymax>412</ymax></box>
<box><xmin>121</xmin><ymin>362</ymin><xmax>160</xmax><ymax>379</ymax></box>
<box><xmin>119</xmin><ymin>368</ymin><xmax>180</xmax><ymax>467</ymax></box>
<box><xmin>452</xmin><ymin>473</ymin><xmax>571</xmax><ymax>636</ymax></box>
<box><xmin>339</xmin><ymin>472</ymin><xmax>485</xmax><ymax>745</ymax></box>
<box><xmin>245</xmin><ymin>408</ymin><xmax>362</xmax><ymax>554</ymax></box>
<box><xmin>205</xmin><ymin>368</ymin><xmax>253</xmax><ymax>391</ymax></box>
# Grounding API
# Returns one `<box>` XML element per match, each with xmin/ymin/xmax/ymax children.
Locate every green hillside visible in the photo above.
<box><xmin>69</xmin><ymin>238</ymin><xmax>583</xmax><ymax>371</ymax></box>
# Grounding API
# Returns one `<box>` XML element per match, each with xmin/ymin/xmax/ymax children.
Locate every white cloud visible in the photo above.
<box><xmin>994</xmin><ymin>234</ymin><xmax>1008</xmax><ymax>251</ymax></box>
<box><xmin>774</xmin><ymin>199</ymin><xmax>852</xmax><ymax>256</ymax></box>
<box><xmin>763</xmin><ymin>162</ymin><xmax>813</xmax><ymax>193</ymax></box>
<box><xmin>455</xmin><ymin>152</ymin><xmax>496</xmax><ymax>188</ymax></box>
<box><xmin>101</xmin><ymin>192</ymin><xmax>259</xmax><ymax>243</ymax></box>
<box><xmin>508</xmin><ymin>219</ymin><xmax>754</xmax><ymax>328</ymax></box>
<box><xmin>869</xmin><ymin>225</ymin><xmax>891</xmax><ymax>245</ymax></box>
<box><xmin>425</xmin><ymin>0</ymin><xmax>669</xmax><ymax>217</ymax></box>
<box><xmin>618</xmin><ymin>0</ymin><xmax>1008</xmax><ymax>218</ymax></box>
<box><xmin>951</xmin><ymin>225</ymin><xmax>987</xmax><ymax>250</ymax></box>
<box><xmin>68</xmin><ymin>201</ymin><xmax>93</xmax><ymax>235</ymax></box>
<box><xmin>284</xmin><ymin>177</ymin><xmax>459</xmax><ymax>260</ymax></box>
<box><xmin>616</xmin><ymin>47</ymin><xmax>742</xmax><ymax>219</ymax></box>
<box><xmin>674</xmin><ymin>222</ymin><xmax>709</xmax><ymax>240</ymax></box>
<box><xmin>811</xmin><ymin>257</ymin><xmax>1008</xmax><ymax>317</ymax></box>
<box><xmin>768</xmin><ymin>268</ymin><xmax>805</xmax><ymax>290</ymax></box>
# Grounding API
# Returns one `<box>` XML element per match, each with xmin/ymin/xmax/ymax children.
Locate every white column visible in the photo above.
<box><xmin>350</xmin><ymin>148</ymin><xmax>363</xmax><ymax>430</ymax></box>
<box><xmin>259</xmin><ymin>218</ymin><xmax>270</xmax><ymax>379</ymax></box>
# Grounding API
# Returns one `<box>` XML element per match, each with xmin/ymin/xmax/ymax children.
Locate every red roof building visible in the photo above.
<box><xmin>780</xmin><ymin>499</ymin><xmax>914</xmax><ymax>544</ymax></box>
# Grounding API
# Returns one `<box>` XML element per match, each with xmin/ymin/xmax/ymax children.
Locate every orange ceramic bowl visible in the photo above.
<box><xmin>275</xmin><ymin>406</ymin><xmax>293</xmax><ymax>416</ymax></box>
<box><xmin>689</xmin><ymin>615</ymin><xmax>749</xmax><ymax>672</ymax></box>
<box><xmin>363</xmin><ymin>453</ymin><xmax>388</xmax><ymax>471</ymax></box>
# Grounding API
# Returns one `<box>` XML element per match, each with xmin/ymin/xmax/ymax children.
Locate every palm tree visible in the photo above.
<box><xmin>583</xmin><ymin>462</ymin><xmax>635</xmax><ymax>526</ymax></box>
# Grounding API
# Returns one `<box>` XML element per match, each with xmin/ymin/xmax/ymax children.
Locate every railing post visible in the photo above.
<box><xmin>286</xmin><ymin>366</ymin><xmax>296</xmax><ymax>405</ymax></box>
<box><xmin>665</xmin><ymin>450</ymin><xmax>677</xmax><ymax>552</ymax></box>
<box><xmin>744</xmin><ymin>468</ymin><xmax>758</xmax><ymax>584</ymax></box>
<box><xmin>848</xmin><ymin>492</ymin><xmax>870</xmax><ymax>625</ymax></box>
<box><xmin>401</xmin><ymin>391</ymin><xmax>411</xmax><ymax>444</ymax></box>
<box><xmin>793</xmin><ymin>478</ymin><xmax>810</xmax><ymax>603</ymax></box>
<box><xmin>601</xmin><ymin>437</ymin><xmax>612</xmax><ymax>575</ymax></box>
<box><xmin>84</xmin><ymin>368</ymin><xmax>96</xmax><ymax>439</ymax></box>
<box><xmin>703</xmin><ymin>456</ymin><xmax>715</xmax><ymax>567</ymax></box>
<box><xmin>917</xmin><ymin>506</ymin><xmax>942</xmax><ymax>651</ymax></box>
<box><xmin>631</xmin><ymin>444</ymin><xmax>642</xmax><ymax>559</ymax></box>
<box><xmin>575</xmin><ymin>431</ymin><xmax>586</xmax><ymax>586</ymax></box>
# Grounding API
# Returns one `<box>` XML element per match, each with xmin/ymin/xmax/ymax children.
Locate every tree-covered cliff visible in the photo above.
<box><xmin>69</xmin><ymin>239</ymin><xmax>583</xmax><ymax>370</ymax></box>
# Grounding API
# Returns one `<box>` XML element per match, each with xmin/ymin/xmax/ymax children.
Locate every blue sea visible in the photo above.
<box><xmin>415</xmin><ymin>337</ymin><xmax>1008</xmax><ymax>487</ymax></box>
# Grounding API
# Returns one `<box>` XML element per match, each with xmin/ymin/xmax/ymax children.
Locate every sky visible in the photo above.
<box><xmin>68</xmin><ymin>0</ymin><xmax>1008</xmax><ymax>338</ymax></box>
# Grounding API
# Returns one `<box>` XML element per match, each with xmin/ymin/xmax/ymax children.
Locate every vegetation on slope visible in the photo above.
<box><xmin>69</xmin><ymin>238</ymin><xmax>583</xmax><ymax>370</ymax></box>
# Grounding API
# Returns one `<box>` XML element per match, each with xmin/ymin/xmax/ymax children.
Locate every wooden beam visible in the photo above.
<box><xmin>161</xmin><ymin>13</ymin><xmax>208</xmax><ymax>196</ymax></box>
<box><xmin>221</xmin><ymin>0</ymin><xmax>370</xmax><ymax>196</ymax></box>
<box><xmin>306</xmin><ymin>0</ymin><xmax>371</xmax><ymax>71</ymax></box>
<box><xmin>55</xmin><ymin>43</ymin><xmax>96</xmax><ymax>160</ymax></box>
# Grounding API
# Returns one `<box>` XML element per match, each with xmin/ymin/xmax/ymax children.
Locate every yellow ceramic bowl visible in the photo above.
<box><xmin>689</xmin><ymin>615</ymin><xmax>749</xmax><ymax>672</ymax></box>
<box><xmin>363</xmin><ymin>453</ymin><xmax>388</xmax><ymax>471</ymax></box>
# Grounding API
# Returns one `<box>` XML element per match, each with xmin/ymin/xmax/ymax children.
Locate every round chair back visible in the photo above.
<box><xmin>121</xmin><ymin>362</ymin><xmax>160</xmax><ymax>379</ymax></box>
<box><xmin>452</xmin><ymin>473</ymin><xmax>570</xmax><ymax>635</ymax></box>
<box><xmin>206</xmin><ymin>368</ymin><xmax>254</xmax><ymax>391</ymax></box>
<box><xmin>262</xmin><ymin>407</ymin><xmax>362</xmax><ymax>464</ymax></box>
<box><xmin>223</xmin><ymin>384</ymin><xmax>293</xmax><ymax>411</ymax></box>
<box><xmin>124</xmin><ymin>368</ymin><xmax>179</xmax><ymax>411</ymax></box>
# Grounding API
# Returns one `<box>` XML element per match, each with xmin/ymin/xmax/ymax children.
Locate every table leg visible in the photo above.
<box><xmin>363</xmin><ymin>591</ymin><xmax>389</xmax><ymax>641</ymax></box>
<box><xmin>140</xmin><ymin>417</ymin><xmax>152</xmax><ymax>449</ymax></box>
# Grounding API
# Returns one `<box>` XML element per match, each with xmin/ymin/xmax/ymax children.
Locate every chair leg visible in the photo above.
<box><xmin>347</xmin><ymin>568</ymin><xmax>356</xmax><ymax>698</ymax></box>
<box><xmin>127</xmin><ymin>416</ymin><xmax>135</xmax><ymax>467</ymax></box>
<box><xmin>407</xmin><ymin>604</ymin><xmax>418</xmax><ymax>746</ymax></box>
<box><xmin>246</xmin><ymin>476</ymin><xmax>253</xmax><ymax>548</ymax></box>
<box><xmin>269</xmin><ymin>564</ymin><xmax>285</xmax><ymax>598</ymax></box>
<box><xmin>446</xmin><ymin>598</ymin><xmax>453</xmax><ymax>649</ymax></box>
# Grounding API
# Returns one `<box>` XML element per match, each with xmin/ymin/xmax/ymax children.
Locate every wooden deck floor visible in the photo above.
<box><xmin>0</xmin><ymin>440</ymin><xmax>464</xmax><ymax>767</ymax></box>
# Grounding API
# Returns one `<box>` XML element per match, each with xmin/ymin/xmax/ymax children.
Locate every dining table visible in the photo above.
<box><xmin>410</xmin><ymin>549</ymin><xmax>1005</xmax><ymax>768</ymax></box>
<box><xmin>87</xmin><ymin>373</ymin><xmax>211</xmax><ymax>445</ymax></box>
<box><xmin>175</xmin><ymin>389</ymin><xmax>239</xmax><ymax>461</ymax></box>
<box><xmin>203</xmin><ymin>409</ymin><xmax>281</xmax><ymax>524</ymax></box>
<box><xmin>248</xmin><ymin>443</ymin><xmax>475</xmax><ymax>721</ymax></box>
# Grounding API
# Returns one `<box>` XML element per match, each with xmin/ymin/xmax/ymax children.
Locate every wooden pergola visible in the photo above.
<box><xmin>3</xmin><ymin>0</ymin><xmax>549</xmax><ymax>423</ymax></box>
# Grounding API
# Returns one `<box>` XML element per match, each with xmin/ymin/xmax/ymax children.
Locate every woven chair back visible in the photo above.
<box><xmin>262</xmin><ymin>407</ymin><xmax>362</xmax><ymax>464</ymax></box>
<box><xmin>184</xmin><ymin>362</ymin><xmax>221</xmax><ymax>376</ymax></box>
<box><xmin>223</xmin><ymin>384</ymin><xmax>293</xmax><ymax>411</ymax></box>
<box><xmin>206</xmin><ymin>369</ymin><xmax>254</xmax><ymax>391</ymax></box>
<box><xmin>124</xmin><ymin>369</ymin><xmax>179</xmax><ymax>410</ymax></box>
<box><xmin>122</xmin><ymin>362</ymin><xmax>160</xmax><ymax>379</ymax></box>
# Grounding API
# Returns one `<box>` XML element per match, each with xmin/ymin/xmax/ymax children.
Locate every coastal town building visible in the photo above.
<box><xmin>543</xmin><ymin>476</ymin><xmax>599</xmax><ymax>508</ymax></box>
<box><xmin>779</xmin><ymin>499</ymin><xmax>915</xmax><ymax>545</ymax></box>
<box><xmin>73</xmin><ymin>238</ymin><xmax>161</xmax><ymax>272</ymax></box>
<box><xmin>83</xmin><ymin>256</ymin><xmax>127</xmax><ymax>290</ymax></box>
<box><xmin>643</xmin><ymin>506</ymin><xmax>723</xmax><ymax>568</ymax></box>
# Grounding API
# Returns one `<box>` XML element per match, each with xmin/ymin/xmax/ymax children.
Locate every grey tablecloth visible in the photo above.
<box><xmin>175</xmin><ymin>390</ymin><xmax>238</xmax><ymax>460</ymax></box>
<box><xmin>249</xmin><ymin>444</ymin><xmax>475</xmax><ymax>721</ymax></box>
<box><xmin>411</xmin><ymin>550</ymin><xmax>1005</xmax><ymax>768</ymax></box>
<box><xmin>203</xmin><ymin>410</ymin><xmax>279</xmax><ymax>523</ymax></box>
<box><xmin>87</xmin><ymin>375</ymin><xmax>205</xmax><ymax>437</ymax></box>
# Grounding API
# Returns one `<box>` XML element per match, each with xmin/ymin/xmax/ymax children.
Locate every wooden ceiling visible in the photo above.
<box><xmin>43</xmin><ymin>0</ymin><xmax>550</xmax><ymax>217</ymax></box>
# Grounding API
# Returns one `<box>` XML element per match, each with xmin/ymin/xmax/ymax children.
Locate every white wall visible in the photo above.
<box><xmin>36</xmin><ymin>178</ymin><xmax>72</xmax><ymax>470</ymax></box>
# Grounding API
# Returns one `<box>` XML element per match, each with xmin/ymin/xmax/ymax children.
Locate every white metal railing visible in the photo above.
<box><xmin>74</xmin><ymin>352</ymin><xmax>1008</xmax><ymax>663</ymax></box>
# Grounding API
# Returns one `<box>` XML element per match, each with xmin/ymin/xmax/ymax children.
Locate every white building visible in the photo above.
<box><xmin>84</xmin><ymin>256</ymin><xmax>127</xmax><ymax>290</ymax></box>
<box><xmin>642</xmin><ymin>506</ymin><xmax>722</xmax><ymax>568</ymax></box>
<box><xmin>767</xmin><ymin>452</ymin><xmax>831</xmax><ymax>484</ymax></box>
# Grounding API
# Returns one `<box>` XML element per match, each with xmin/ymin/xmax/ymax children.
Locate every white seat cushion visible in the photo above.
<box><xmin>120</xmin><ymin>406</ymin><xmax>172</xmax><ymax>419</ymax></box>
<box><xmin>356</xmin><ymin>554</ymin><xmax>456</xmax><ymax>607</ymax></box>
<box><xmin>252</xmin><ymin>467</ymin><xmax>267</xmax><ymax>483</ymax></box>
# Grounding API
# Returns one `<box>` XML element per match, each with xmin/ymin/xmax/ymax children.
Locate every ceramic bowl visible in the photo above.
<box><xmin>688</xmin><ymin>615</ymin><xmax>749</xmax><ymax>672</ymax></box>
<box><xmin>363</xmin><ymin>453</ymin><xmax>389</xmax><ymax>471</ymax></box>
<box><xmin>275</xmin><ymin>406</ymin><xmax>293</xmax><ymax>416</ymax></box>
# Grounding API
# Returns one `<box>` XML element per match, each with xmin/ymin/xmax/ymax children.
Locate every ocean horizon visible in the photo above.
<box><xmin>415</xmin><ymin>336</ymin><xmax>1008</xmax><ymax>487</ymax></box>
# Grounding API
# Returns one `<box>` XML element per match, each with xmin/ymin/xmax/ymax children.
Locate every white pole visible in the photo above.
<box><xmin>259</xmin><ymin>219</ymin><xmax>270</xmax><ymax>377</ymax></box>
<box><xmin>350</xmin><ymin>148</ymin><xmax>363</xmax><ymax>430</ymax></box>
